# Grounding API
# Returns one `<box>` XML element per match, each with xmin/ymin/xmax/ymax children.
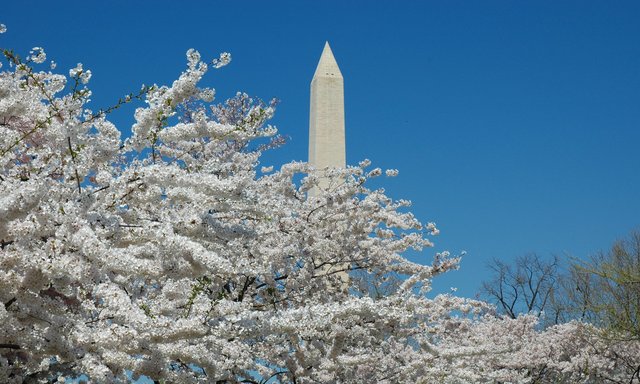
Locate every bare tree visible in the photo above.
<box><xmin>481</xmin><ymin>254</ymin><xmax>562</xmax><ymax>326</ymax></box>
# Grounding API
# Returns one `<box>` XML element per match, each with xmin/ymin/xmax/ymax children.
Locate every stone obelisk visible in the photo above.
<box><xmin>309</xmin><ymin>42</ymin><xmax>345</xmax><ymax>194</ymax></box>
<box><xmin>309</xmin><ymin>42</ymin><xmax>349</xmax><ymax>290</ymax></box>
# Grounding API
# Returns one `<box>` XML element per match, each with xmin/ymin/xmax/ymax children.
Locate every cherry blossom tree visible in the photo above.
<box><xmin>1</xmin><ymin>27</ymin><xmax>638</xmax><ymax>383</ymax></box>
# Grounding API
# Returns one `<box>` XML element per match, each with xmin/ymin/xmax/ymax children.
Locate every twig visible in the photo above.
<box><xmin>4</xmin><ymin>297</ymin><xmax>16</xmax><ymax>309</ymax></box>
<box><xmin>90</xmin><ymin>184</ymin><xmax>110</xmax><ymax>194</ymax></box>
<box><xmin>67</xmin><ymin>137</ymin><xmax>81</xmax><ymax>193</ymax></box>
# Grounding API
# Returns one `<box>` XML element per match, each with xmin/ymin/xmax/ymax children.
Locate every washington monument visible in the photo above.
<box><xmin>309</xmin><ymin>42</ymin><xmax>349</xmax><ymax>289</ymax></box>
<box><xmin>309</xmin><ymin>42</ymin><xmax>345</xmax><ymax>193</ymax></box>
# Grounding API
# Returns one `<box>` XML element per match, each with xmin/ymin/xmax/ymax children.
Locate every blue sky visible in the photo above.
<box><xmin>2</xmin><ymin>1</ymin><xmax>639</xmax><ymax>298</ymax></box>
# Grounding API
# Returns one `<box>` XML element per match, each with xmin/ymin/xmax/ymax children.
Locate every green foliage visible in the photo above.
<box><xmin>577</xmin><ymin>231</ymin><xmax>640</xmax><ymax>339</ymax></box>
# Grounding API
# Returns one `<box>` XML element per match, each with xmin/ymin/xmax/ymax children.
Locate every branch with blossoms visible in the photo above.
<box><xmin>0</xmin><ymin>47</ymin><xmax>153</xmax><ymax>200</ymax></box>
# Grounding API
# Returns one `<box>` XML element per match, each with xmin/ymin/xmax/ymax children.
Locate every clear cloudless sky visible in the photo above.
<box><xmin>2</xmin><ymin>1</ymin><xmax>639</xmax><ymax>299</ymax></box>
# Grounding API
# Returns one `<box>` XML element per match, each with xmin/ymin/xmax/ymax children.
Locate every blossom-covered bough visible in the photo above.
<box><xmin>1</xmin><ymin>28</ymin><xmax>639</xmax><ymax>383</ymax></box>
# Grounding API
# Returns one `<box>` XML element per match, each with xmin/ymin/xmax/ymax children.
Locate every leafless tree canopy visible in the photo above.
<box><xmin>481</xmin><ymin>254</ymin><xmax>561</xmax><ymax>326</ymax></box>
